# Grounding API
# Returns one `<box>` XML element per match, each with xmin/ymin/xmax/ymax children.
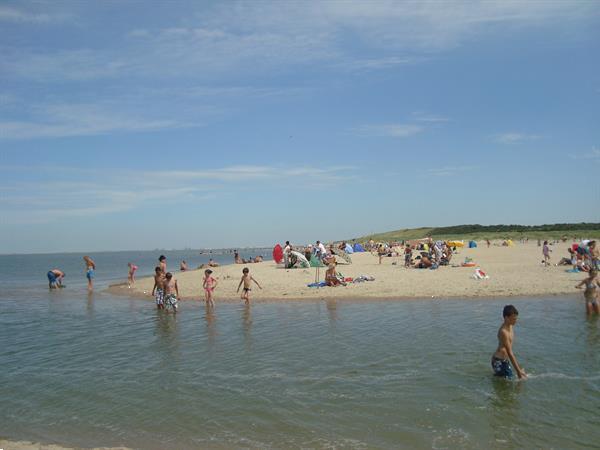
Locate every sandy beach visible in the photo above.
<box><xmin>108</xmin><ymin>241</ymin><xmax>585</xmax><ymax>302</ymax></box>
<box><xmin>0</xmin><ymin>440</ymin><xmax>128</xmax><ymax>450</ymax></box>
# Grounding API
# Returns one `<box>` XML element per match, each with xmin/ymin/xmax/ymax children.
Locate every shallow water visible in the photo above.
<box><xmin>1</xmin><ymin>253</ymin><xmax>599</xmax><ymax>449</ymax></box>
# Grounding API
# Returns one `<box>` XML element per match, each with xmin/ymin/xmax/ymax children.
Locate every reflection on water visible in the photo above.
<box><xmin>0</xmin><ymin>295</ymin><xmax>599</xmax><ymax>449</ymax></box>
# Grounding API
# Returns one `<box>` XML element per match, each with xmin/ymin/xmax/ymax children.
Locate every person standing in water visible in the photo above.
<box><xmin>576</xmin><ymin>269</ymin><xmax>600</xmax><ymax>315</ymax></box>
<box><xmin>163</xmin><ymin>272</ymin><xmax>179</xmax><ymax>312</ymax></box>
<box><xmin>83</xmin><ymin>256</ymin><xmax>96</xmax><ymax>291</ymax></box>
<box><xmin>203</xmin><ymin>269</ymin><xmax>217</xmax><ymax>307</ymax></box>
<box><xmin>491</xmin><ymin>305</ymin><xmax>527</xmax><ymax>380</ymax></box>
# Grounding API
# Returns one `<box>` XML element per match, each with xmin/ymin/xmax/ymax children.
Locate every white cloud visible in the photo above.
<box><xmin>494</xmin><ymin>133</ymin><xmax>542</xmax><ymax>144</ymax></box>
<box><xmin>0</xmin><ymin>5</ymin><xmax>68</xmax><ymax>23</ymax></box>
<box><xmin>569</xmin><ymin>147</ymin><xmax>600</xmax><ymax>163</ymax></box>
<box><xmin>0</xmin><ymin>165</ymin><xmax>357</xmax><ymax>224</ymax></box>
<box><xmin>412</xmin><ymin>112</ymin><xmax>449</xmax><ymax>123</ymax></box>
<box><xmin>425</xmin><ymin>165</ymin><xmax>478</xmax><ymax>176</ymax></box>
<box><xmin>353</xmin><ymin>124</ymin><xmax>423</xmax><ymax>138</ymax></box>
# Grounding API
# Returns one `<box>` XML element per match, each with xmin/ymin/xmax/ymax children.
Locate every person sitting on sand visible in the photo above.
<box><xmin>491</xmin><ymin>305</ymin><xmax>527</xmax><ymax>380</ymax></box>
<box><xmin>253</xmin><ymin>255</ymin><xmax>263</xmax><ymax>263</ymax></box>
<box><xmin>234</xmin><ymin>251</ymin><xmax>243</xmax><ymax>264</ymax></box>
<box><xmin>325</xmin><ymin>263</ymin><xmax>346</xmax><ymax>287</ymax></box>
<box><xmin>208</xmin><ymin>258</ymin><xmax>220</xmax><ymax>267</ymax></box>
<box><xmin>180</xmin><ymin>260</ymin><xmax>188</xmax><ymax>271</ymax></box>
<box><xmin>417</xmin><ymin>254</ymin><xmax>433</xmax><ymax>269</ymax></box>
<box><xmin>47</xmin><ymin>269</ymin><xmax>65</xmax><ymax>289</ymax></box>
<box><xmin>576</xmin><ymin>269</ymin><xmax>600</xmax><ymax>315</ymax></box>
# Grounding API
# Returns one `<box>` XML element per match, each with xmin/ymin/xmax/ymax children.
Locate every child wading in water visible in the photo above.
<box><xmin>491</xmin><ymin>305</ymin><xmax>527</xmax><ymax>380</ymax></box>
<box><xmin>152</xmin><ymin>266</ymin><xmax>165</xmax><ymax>310</ymax></box>
<box><xmin>203</xmin><ymin>269</ymin><xmax>218</xmax><ymax>307</ymax></box>
<box><xmin>237</xmin><ymin>267</ymin><xmax>261</xmax><ymax>305</ymax></box>
<box><xmin>576</xmin><ymin>269</ymin><xmax>600</xmax><ymax>315</ymax></box>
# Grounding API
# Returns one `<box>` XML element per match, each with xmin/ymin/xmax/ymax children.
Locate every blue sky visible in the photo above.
<box><xmin>1</xmin><ymin>0</ymin><xmax>599</xmax><ymax>253</ymax></box>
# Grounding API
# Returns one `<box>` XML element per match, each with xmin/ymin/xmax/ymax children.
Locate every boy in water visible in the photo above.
<box><xmin>151</xmin><ymin>266</ymin><xmax>165</xmax><ymax>309</ymax></box>
<box><xmin>203</xmin><ymin>269</ymin><xmax>217</xmax><ymax>307</ymax></box>
<box><xmin>163</xmin><ymin>272</ymin><xmax>179</xmax><ymax>312</ymax></box>
<box><xmin>237</xmin><ymin>267</ymin><xmax>262</xmax><ymax>305</ymax></box>
<box><xmin>492</xmin><ymin>305</ymin><xmax>527</xmax><ymax>380</ymax></box>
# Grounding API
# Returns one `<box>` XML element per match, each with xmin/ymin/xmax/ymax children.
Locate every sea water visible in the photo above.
<box><xmin>0</xmin><ymin>252</ymin><xmax>599</xmax><ymax>449</ymax></box>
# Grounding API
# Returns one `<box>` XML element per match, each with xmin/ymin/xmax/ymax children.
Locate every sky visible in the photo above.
<box><xmin>1</xmin><ymin>0</ymin><xmax>599</xmax><ymax>253</ymax></box>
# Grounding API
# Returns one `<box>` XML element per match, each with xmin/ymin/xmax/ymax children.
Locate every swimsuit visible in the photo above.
<box><xmin>165</xmin><ymin>294</ymin><xmax>178</xmax><ymax>310</ymax></box>
<box><xmin>243</xmin><ymin>287</ymin><xmax>251</xmax><ymax>293</ymax></box>
<box><xmin>204</xmin><ymin>277</ymin><xmax>216</xmax><ymax>293</ymax></box>
<box><xmin>491</xmin><ymin>356</ymin><xmax>514</xmax><ymax>378</ymax></box>
<box><xmin>86</xmin><ymin>268</ymin><xmax>94</xmax><ymax>280</ymax></box>
<box><xmin>155</xmin><ymin>288</ymin><xmax>164</xmax><ymax>305</ymax></box>
<box><xmin>47</xmin><ymin>271</ymin><xmax>58</xmax><ymax>286</ymax></box>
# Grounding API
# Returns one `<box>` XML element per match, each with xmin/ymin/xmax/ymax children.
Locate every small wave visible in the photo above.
<box><xmin>527</xmin><ymin>372</ymin><xmax>600</xmax><ymax>381</ymax></box>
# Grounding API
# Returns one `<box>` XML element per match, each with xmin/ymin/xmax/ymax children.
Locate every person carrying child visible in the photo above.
<box><xmin>237</xmin><ymin>267</ymin><xmax>261</xmax><ymax>305</ymax></box>
<box><xmin>203</xmin><ymin>269</ymin><xmax>218</xmax><ymax>307</ymax></box>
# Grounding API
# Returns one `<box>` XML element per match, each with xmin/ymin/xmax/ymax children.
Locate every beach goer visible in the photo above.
<box><xmin>589</xmin><ymin>241</ymin><xmax>599</xmax><ymax>270</ymax></box>
<box><xmin>542</xmin><ymin>241</ymin><xmax>551</xmax><ymax>266</ymax></box>
<box><xmin>47</xmin><ymin>269</ymin><xmax>65</xmax><ymax>289</ymax></box>
<box><xmin>404</xmin><ymin>244</ymin><xmax>412</xmax><ymax>268</ymax></box>
<box><xmin>237</xmin><ymin>267</ymin><xmax>261</xmax><ymax>305</ymax></box>
<box><xmin>316</xmin><ymin>241</ymin><xmax>327</xmax><ymax>260</ymax></box>
<box><xmin>203</xmin><ymin>269</ymin><xmax>217</xmax><ymax>307</ymax></box>
<box><xmin>377</xmin><ymin>243</ymin><xmax>387</xmax><ymax>264</ymax></box>
<box><xmin>127</xmin><ymin>262</ymin><xmax>138</xmax><ymax>287</ymax></box>
<box><xmin>180</xmin><ymin>260</ymin><xmax>188</xmax><ymax>271</ymax></box>
<box><xmin>575</xmin><ymin>269</ymin><xmax>600</xmax><ymax>315</ymax></box>
<box><xmin>208</xmin><ymin>258</ymin><xmax>220</xmax><ymax>267</ymax></box>
<box><xmin>163</xmin><ymin>272</ymin><xmax>179</xmax><ymax>312</ymax></box>
<box><xmin>83</xmin><ymin>256</ymin><xmax>96</xmax><ymax>291</ymax></box>
<box><xmin>325</xmin><ymin>263</ymin><xmax>346</xmax><ymax>287</ymax></box>
<box><xmin>486</xmin><ymin>239</ymin><xmax>491</xmax><ymax>248</ymax></box>
<box><xmin>491</xmin><ymin>305</ymin><xmax>527</xmax><ymax>380</ymax></box>
<box><xmin>151</xmin><ymin>266</ymin><xmax>165</xmax><ymax>310</ymax></box>
<box><xmin>283</xmin><ymin>241</ymin><xmax>291</xmax><ymax>268</ymax></box>
<box><xmin>159</xmin><ymin>255</ymin><xmax>167</xmax><ymax>274</ymax></box>
<box><xmin>234</xmin><ymin>251</ymin><xmax>243</xmax><ymax>264</ymax></box>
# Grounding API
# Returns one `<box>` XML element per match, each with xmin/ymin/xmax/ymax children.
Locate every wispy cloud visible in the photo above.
<box><xmin>494</xmin><ymin>132</ymin><xmax>542</xmax><ymax>144</ymax></box>
<box><xmin>425</xmin><ymin>165</ymin><xmax>478</xmax><ymax>177</ymax></box>
<box><xmin>412</xmin><ymin>112</ymin><xmax>450</xmax><ymax>123</ymax></box>
<box><xmin>0</xmin><ymin>165</ymin><xmax>356</xmax><ymax>224</ymax></box>
<box><xmin>353</xmin><ymin>123</ymin><xmax>423</xmax><ymax>138</ymax></box>
<box><xmin>0</xmin><ymin>5</ymin><xmax>69</xmax><ymax>23</ymax></box>
<box><xmin>0</xmin><ymin>102</ymin><xmax>201</xmax><ymax>139</ymax></box>
<box><xmin>569</xmin><ymin>147</ymin><xmax>600</xmax><ymax>163</ymax></box>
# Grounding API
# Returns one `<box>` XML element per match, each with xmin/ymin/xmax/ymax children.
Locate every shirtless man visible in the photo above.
<box><xmin>151</xmin><ymin>266</ymin><xmax>166</xmax><ymax>309</ymax></box>
<box><xmin>237</xmin><ymin>267</ymin><xmax>261</xmax><ymax>305</ymax></box>
<box><xmin>158</xmin><ymin>255</ymin><xmax>167</xmax><ymax>274</ymax></box>
<box><xmin>491</xmin><ymin>305</ymin><xmax>527</xmax><ymax>379</ymax></box>
<box><xmin>163</xmin><ymin>272</ymin><xmax>179</xmax><ymax>312</ymax></box>
<box><xmin>47</xmin><ymin>269</ymin><xmax>65</xmax><ymax>289</ymax></box>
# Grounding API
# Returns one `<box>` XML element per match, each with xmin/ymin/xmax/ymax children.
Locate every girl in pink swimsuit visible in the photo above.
<box><xmin>203</xmin><ymin>269</ymin><xmax>218</xmax><ymax>307</ymax></box>
<box><xmin>128</xmin><ymin>262</ymin><xmax>138</xmax><ymax>287</ymax></box>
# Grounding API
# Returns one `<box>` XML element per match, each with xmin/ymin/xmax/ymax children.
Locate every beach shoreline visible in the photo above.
<box><xmin>106</xmin><ymin>241</ymin><xmax>584</xmax><ymax>302</ymax></box>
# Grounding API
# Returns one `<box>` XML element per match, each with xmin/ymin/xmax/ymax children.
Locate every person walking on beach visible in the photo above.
<box><xmin>542</xmin><ymin>241</ymin><xmax>551</xmax><ymax>266</ymax></box>
<box><xmin>47</xmin><ymin>269</ymin><xmax>65</xmax><ymax>289</ymax></box>
<box><xmin>237</xmin><ymin>267</ymin><xmax>261</xmax><ymax>305</ymax></box>
<box><xmin>575</xmin><ymin>270</ymin><xmax>600</xmax><ymax>315</ymax></box>
<box><xmin>83</xmin><ymin>256</ymin><xmax>96</xmax><ymax>291</ymax></box>
<box><xmin>404</xmin><ymin>244</ymin><xmax>412</xmax><ymax>268</ymax></box>
<box><xmin>203</xmin><ymin>269</ymin><xmax>217</xmax><ymax>307</ymax></box>
<box><xmin>491</xmin><ymin>305</ymin><xmax>527</xmax><ymax>380</ymax></box>
<box><xmin>152</xmin><ymin>266</ymin><xmax>165</xmax><ymax>310</ymax></box>
<box><xmin>159</xmin><ymin>255</ymin><xmax>167</xmax><ymax>274</ymax></box>
<box><xmin>163</xmin><ymin>272</ymin><xmax>179</xmax><ymax>312</ymax></box>
<box><xmin>127</xmin><ymin>262</ymin><xmax>138</xmax><ymax>287</ymax></box>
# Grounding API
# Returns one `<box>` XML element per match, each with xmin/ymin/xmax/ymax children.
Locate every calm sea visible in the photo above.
<box><xmin>0</xmin><ymin>251</ymin><xmax>599</xmax><ymax>449</ymax></box>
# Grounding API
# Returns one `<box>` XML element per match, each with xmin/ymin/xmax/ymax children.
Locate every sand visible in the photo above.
<box><xmin>0</xmin><ymin>440</ymin><xmax>128</xmax><ymax>450</ymax></box>
<box><xmin>108</xmin><ymin>241</ymin><xmax>587</xmax><ymax>302</ymax></box>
